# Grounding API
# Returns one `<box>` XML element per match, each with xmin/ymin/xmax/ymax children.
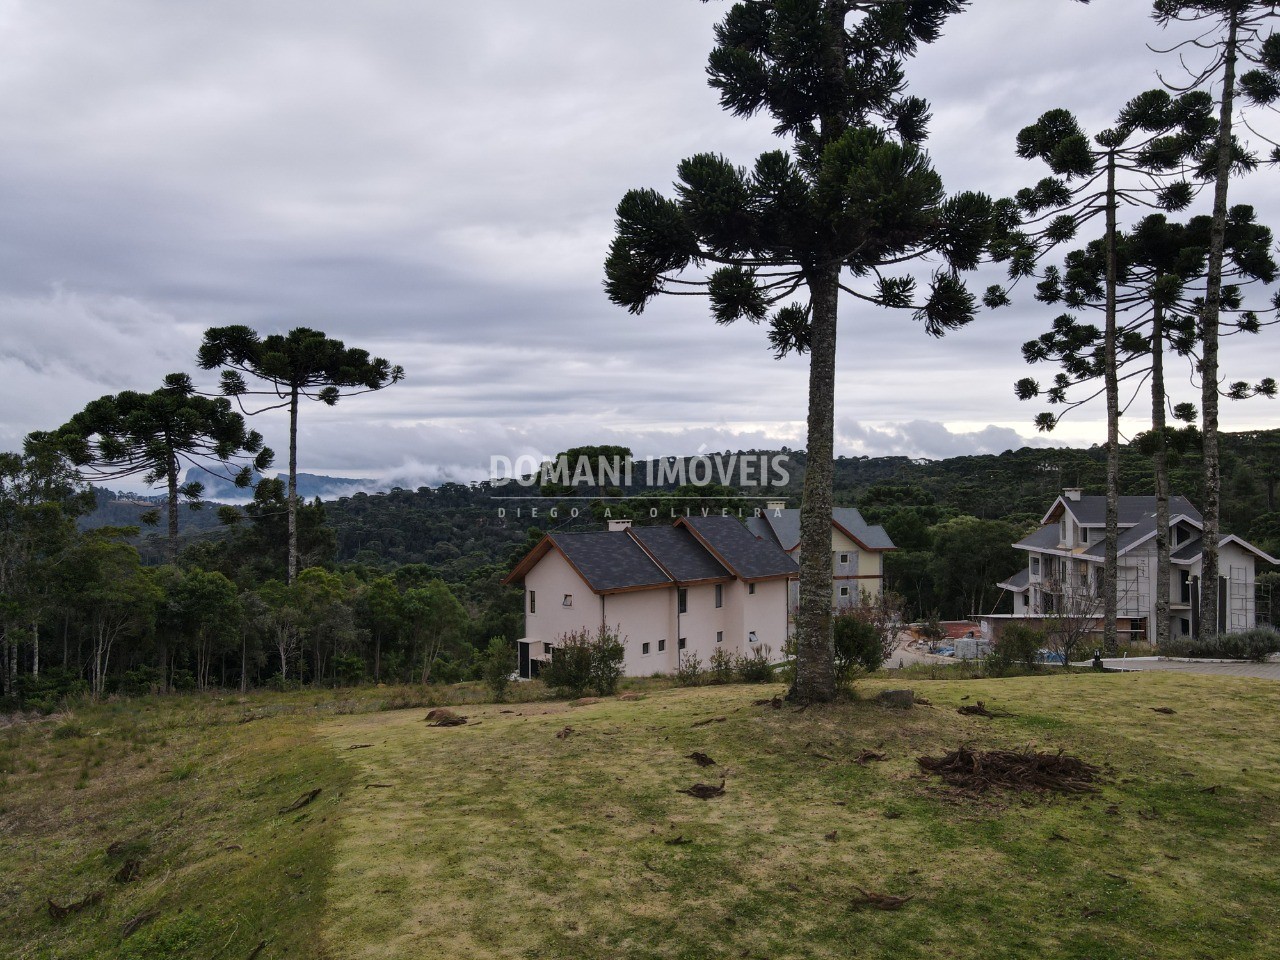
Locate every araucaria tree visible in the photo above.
<box><xmin>1004</xmin><ymin>88</ymin><xmax>1213</xmax><ymax>650</ymax></box>
<box><xmin>1152</xmin><ymin>0</ymin><xmax>1279</xmax><ymax>637</ymax></box>
<box><xmin>198</xmin><ymin>327</ymin><xmax>403</xmax><ymax>583</ymax></box>
<box><xmin>604</xmin><ymin>0</ymin><xmax>994</xmax><ymax>703</ymax></box>
<box><xmin>41</xmin><ymin>373</ymin><xmax>273</xmax><ymax>562</ymax></box>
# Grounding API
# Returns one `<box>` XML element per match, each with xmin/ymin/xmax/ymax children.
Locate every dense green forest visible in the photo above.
<box><xmin>6</xmin><ymin>427</ymin><xmax>1263</xmax><ymax>712</ymax></box>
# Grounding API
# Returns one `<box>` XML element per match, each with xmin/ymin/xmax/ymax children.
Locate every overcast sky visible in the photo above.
<box><xmin>1</xmin><ymin>0</ymin><xmax>1276</xmax><ymax>490</ymax></box>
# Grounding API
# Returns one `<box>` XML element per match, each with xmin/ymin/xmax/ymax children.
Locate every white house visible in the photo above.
<box><xmin>986</xmin><ymin>488</ymin><xmax>1277</xmax><ymax>644</ymax></box>
<box><xmin>746</xmin><ymin>503</ymin><xmax>896</xmax><ymax>616</ymax></box>
<box><xmin>504</xmin><ymin>516</ymin><xmax>797</xmax><ymax>679</ymax></box>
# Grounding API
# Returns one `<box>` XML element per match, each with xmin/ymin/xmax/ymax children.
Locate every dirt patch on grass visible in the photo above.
<box><xmin>917</xmin><ymin>747</ymin><xmax>1101</xmax><ymax>794</ymax></box>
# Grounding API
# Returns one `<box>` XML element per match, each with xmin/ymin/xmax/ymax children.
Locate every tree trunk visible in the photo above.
<box><xmin>1103</xmin><ymin>153</ymin><xmax>1120</xmax><ymax>654</ymax></box>
<box><xmin>1199</xmin><ymin>12</ymin><xmax>1239</xmax><ymax>639</ymax></box>
<box><xmin>1152</xmin><ymin>299</ymin><xmax>1171</xmax><ymax>650</ymax></box>
<box><xmin>31</xmin><ymin>618</ymin><xmax>39</xmax><ymax>681</ymax></box>
<box><xmin>789</xmin><ymin>264</ymin><xmax>839</xmax><ymax>704</ymax></box>
<box><xmin>240</xmin><ymin>633</ymin><xmax>249</xmax><ymax>694</ymax></box>
<box><xmin>287</xmin><ymin>385</ymin><xmax>300</xmax><ymax>585</ymax></box>
<box><xmin>166</xmin><ymin>444</ymin><xmax>180</xmax><ymax>563</ymax></box>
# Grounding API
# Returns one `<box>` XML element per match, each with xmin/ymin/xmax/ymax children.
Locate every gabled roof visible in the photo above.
<box><xmin>1171</xmin><ymin>534</ymin><xmax>1280</xmax><ymax>566</ymax></box>
<box><xmin>1043</xmin><ymin>495</ymin><xmax>1202</xmax><ymax>527</ymax></box>
<box><xmin>676</xmin><ymin>515</ymin><xmax>798</xmax><ymax>582</ymax></box>
<box><xmin>504</xmin><ymin>531</ymin><xmax>671</xmax><ymax>594</ymax></box>
<box><xmin>1013</xmin><ymin>525</ymin><xmax>1064</xmax><ymax>552</ymax></box>
<box><xmin>629</xmin><ymin>525</ymin><xmax>732</xmax><ymax>584</ymax></box>
<box><xmin>749</xmin><ymin>507</ymin><xmax>895</xmax><ymax>553</ymax></box>
<box><xmin>997</xmin><ymin>568</ymin><xmax>1031</xmax><ymax>592</ymax></box>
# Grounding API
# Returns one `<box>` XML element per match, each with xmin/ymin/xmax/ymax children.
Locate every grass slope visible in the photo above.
<box><xmin>322</xmin><ymin>674</ymin><xmax>1280</xmax><ymax>960</ymax></box>
<box><xmin>3</xmin><ymin>673</ymin><xmax>1278</xmax><ymax>959</ymax></box>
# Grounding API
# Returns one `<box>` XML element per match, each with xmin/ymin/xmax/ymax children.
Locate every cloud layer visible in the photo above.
<box><xmin>1</xmin><ymin>1</ymin><xmax>1276</xmax><ymax>488</ymax></box>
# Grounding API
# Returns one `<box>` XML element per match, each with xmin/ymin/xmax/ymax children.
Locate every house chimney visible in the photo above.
<box><xmin>766</xmin><ymin>499</ymin><xmax>787</xmax><ymax>511</ymax></box>
<box><xmin>607</xmin><ymin>519</ymin><xmax>633</xmax><ymax>532</ymax></box>
<box><xmin>1063</xmin><ymin>487</ymin><xmax>1082</xmax><ymax>502</ymax></box>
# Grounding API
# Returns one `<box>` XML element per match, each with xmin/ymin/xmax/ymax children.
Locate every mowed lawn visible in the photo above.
<box><xmin>321</xmin><ymin>674</ymin><xmax>1280</xmax><ymax>960</ymax></box>
<box><xmin>3</xmin><ymin>673</ymin><xmax>1279</xmax><ymax>959</ymax></box>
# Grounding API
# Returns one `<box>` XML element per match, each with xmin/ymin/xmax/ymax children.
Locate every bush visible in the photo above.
<box><xmin>736</xmin><ymin>647</ymin><xmax>775</xmax><ymax>683</ymax></box>
<box><xmin>707</xmin><ymin>647</ymin><xmax>735</xmax><ymax>685</ymax></box>
<box><xmin>1163</xmin><ymin>627</ymin><xmax>1280</xmax><ymax>663</ymax></box>
<box><xmin>992</xmin><ymin>622</ymin><xmax>1043</xmax><ymax>671</ymax></box>
<box><xmin>543</xmin><ymin>625</ymin><xmax>626</xmax><ymax>697</ymax></box>
<box><xmin>675</xmin><ymin>652</ymin><xmax>704</xmax><ymax>687</ymax></box>
<box><xmin>479</xmin><ymin>636</ymin><xmax>517</xmax><ymax>701</ymax></box>
<box><xmin>333</xmin><ymin>655</ymin><xmax>365</xmax><ymax>687</ymax></box>
<box><xmin>833</xmin><ymin>614</ymin><xmax>884</xmax><ymax>680</ymax></box>
<box><xmin>122</xmin><ymin>665</ymin><xmax>162</xmax><ymax>696</ymax></box>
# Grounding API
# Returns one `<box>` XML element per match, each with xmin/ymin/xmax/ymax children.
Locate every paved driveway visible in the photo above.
<box><xmin>1092</xmin><ymin>656</ymin><xmax>1280</xmax><ymax>681</ymax></box>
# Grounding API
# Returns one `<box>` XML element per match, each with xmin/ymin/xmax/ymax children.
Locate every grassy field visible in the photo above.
<box><xmin>3</xmin><ymin>673</ymin><xmax>1279</xmax><ymax>959</ymax></box>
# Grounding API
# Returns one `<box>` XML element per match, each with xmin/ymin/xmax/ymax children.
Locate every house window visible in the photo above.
<box><xmin>748</xmin><ymin>631</ymin><xmax>758</xmax><ymax>644</ymax></box>
<box><xmin>543</xmin><ymin>642</ymin><xmax>554</xmax><ymax>656</ymax></box>
<box><xmin>748</xmin><ymin>583</ymin><xmax>756</xmax><ymax>595</ymax></box>
<box><xmin>1180</xmin><ymin>618</ymin><xmax>1190</xmax><ymax>636</ymax></box>
<box><xmin>715</xmin><ymin>584</ymin><xmax>723</xmax><ymax>608</ymax></box>
<box><xmin>658</xmin><ymin>639</ymin><xmax>666</xmax><ymax>652</ymax></box>
<box><xmin>678</xmin><ymin>638</ymin><xmax>687</xmax><ymax>650</ymax></box>
<box><xmin>1180</xmin><ymin>570</ymin><xmax>1191</xmax><ymax>604</ymax></box>
<box><xmin>678</xmin><ymin>588</ymin><xmax>688</xmax><ymax>614</ymax></box>
<box><xmin>1081</xmin><ymin>528</ymin><xmax>1090</xmax><ymax>543</ymax></box>
<box><xmin>839</xmin><ymin>553</ymin><xmax>849</xmax><ymax>564</ymax></box>
<box><xmin>1022</xmin><ymin>594</ymin><xmax>1030</xmax><ymax>608</ymax></box>
<box><xmin>716</xmin><ymin>631</ymin><xmax>723</xmax><ymax>644</ymax></box>
<box><xmin>529</xmin><ymin>591</ymin><xmax>536</xmax><ymax>613</ymax></box>
<box><xmin>1060</xmin><ymin>519</ymin><xmax>1068</xmax><ymax>543</ymax></box>
<box><xmin>839</xmin><ymin>586</ymin><xmax>850</xmax><ymax>598</ymax></box>
<box><xmin>642</xmin><ymin>642</ymin><xmax>650</xmax><ymax>655</ymax></box>
<box><xmin>1032</xmin><ymin>557</ymin><xmax>1040</xmax><ymax>575</ymax></box>
<box><xmin>562</xmin><ymin>594</ymin><xmax>573</xmax><ymax>607</ymax></box>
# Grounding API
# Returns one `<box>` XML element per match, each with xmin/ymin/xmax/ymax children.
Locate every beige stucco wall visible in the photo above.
<box><xmin>521</xmin><ymin>547</ymin><xmax>795</xmax><ymax>676</ymax></box>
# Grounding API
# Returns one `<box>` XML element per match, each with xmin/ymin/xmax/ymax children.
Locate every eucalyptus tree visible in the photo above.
<box><xmin>198</xmin><ymin>326</ymin><xmax>403</xmax><ymax>583</ymax></box>
<box><xmin>0</xmin><ymin>444</ymin><xmax>91</xmax><ymax>693</ymax></box>
<box><xmin>1003</xmin><ymin>88</ymin><xmax>1212</xmax><ymax>650</ymax></box>
<box><xmin>1152</xmin><ymin>0</ymin><xmax>1279</xmax><ymax>635</ymax></box>
<box><xmin>1018</xmin><ymin>209</ymin><xmax>1275</xmax><ymax>644</ymax></box>
<box><xmin>41</xmin><ymin>373</ymin><xmax>272</xmax><ymax>562</ymax></box>
<box><xmin>605</xmin><ymin>0</ymin><xmax>996</xmax><ymax>702</ymax></box>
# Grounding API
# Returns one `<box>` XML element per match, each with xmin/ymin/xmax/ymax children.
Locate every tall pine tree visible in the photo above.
<box><xmin>605</xmin><ymin>0</ymin><xmax>993</xmax><ymax>702</ymax></box>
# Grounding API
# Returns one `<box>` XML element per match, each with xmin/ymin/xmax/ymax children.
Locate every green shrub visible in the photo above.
<box><xmin>333</xmin><ymin>655</ymin><xmax>365</xmax><ymax>686</ymax></box>
<box><xmin>833</xmin><ymin>615</ymin><xmax>884</xmax><ymax>680</ymax></box>
<box><xmin>992</xmin><ymin>622</ymin><xmax>1043</xmax><ymax>671</ymax></box>
<box><xmin>479</xmin><ymin>636</ymin><xmax>517</xmax><ymax>701</ymax></box>
<box><xmin>675</xmin><ymin>652</ymin><xmax>704</xmax><ymax>687</ymax></box>
<box><xmin>707</xmin><ymin>647</ymin><xmax>735</xmax><ymax>685</ymax></box>
<box><xmin>736</xmin><ymin>647</ymin><xmax>775</xmax><ymax>683</ymax></box>
<box><xmin>52</xmin><ymin>721</ymin><xmax>86</xmax><ymax>741</ymax></box>
<box><xmin>589</xmin><ymin>627</ymin><xmax>626</xmax><ymax>696</ymax></box>
<box><xmin>1164</xmin><ymin>627</ymin><xmax>1280</xmax><ymax>662</ymax></box>
<box><xmin>543</xmin><ymin>625</ymin><xmax>626</xmax><ymax>697</ymax></box>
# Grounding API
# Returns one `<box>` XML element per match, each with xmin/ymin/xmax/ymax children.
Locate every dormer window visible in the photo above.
<box><xmin>1060</xmin><ymin>519</ymin><xmax>1069</xmax><ymax>544</ymax></box>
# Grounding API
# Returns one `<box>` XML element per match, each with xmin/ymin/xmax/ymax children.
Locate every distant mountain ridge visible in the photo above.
<box><xmin>182</xmin><ymin>469</ymin><xmax>384</xmax><ymax>501</ymax></box>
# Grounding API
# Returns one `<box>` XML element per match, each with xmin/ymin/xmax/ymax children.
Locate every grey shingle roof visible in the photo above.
<box><xmin>997</xmin><ymin>568</ymin><xmax>1031</xmax><ymax>591</ymax></box>
<box><xmin>833</xmin><ymin>508</ymin><xmax>896</xmax><ymax>550</ymax></box>
<box><xmin>752</xmin><ymin>507</ymin><xmax>895</xmax><ymax>552</ymax></box>
<box><xmin>1014</xmin><ymin>525</ymin><xmax>1063</xmax><ymax>551</ymax></box>
<box><xmin>1171</xmin><ymin>537</ymin><xmax>1203</xmax><ymax>563</ymax></box>
<box><xmin>630</xmin><ymin>525</ymin><xmax>731</xmax><ymax>583</ymax></box>
<box><xmin>551</xmin><ymin>532</ymin><xmax>671</xmax><ymax>593</ymax></box>
<box><xmin>1056</xmin><ymin>495</ymin><xmax>1201</xmax><ymax>526</ymax></box>
<box><xmin>1082</xmin><ymin>516</ymin><xmax>1158</xmax><ymax>559</ymax></box>
<box><xmin>680</xmin><ymin>516</ymin><xmax>798</xmax><ymax>581</ymax></box>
